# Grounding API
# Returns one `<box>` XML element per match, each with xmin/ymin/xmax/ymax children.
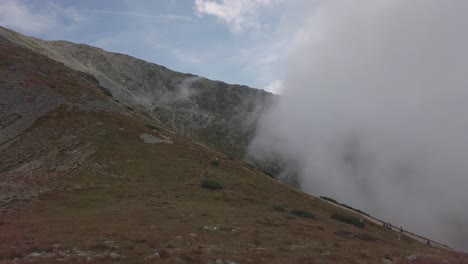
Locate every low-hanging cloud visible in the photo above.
<box><xmin>249</xmin><ymin>0</ymin><xmax>468</xmax><ymax>250</ymax></box>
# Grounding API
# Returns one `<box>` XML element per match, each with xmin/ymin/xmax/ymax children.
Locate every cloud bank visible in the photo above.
<box><xmin>249</xmin><ymin>0</ymin><xmax>468</xmax><ymax>250</ymax></box>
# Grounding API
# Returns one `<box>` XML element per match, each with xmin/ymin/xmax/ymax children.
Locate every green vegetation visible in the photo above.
<box><xmin>145</xmin><ymin>124</ymin><xmax>160</xmax><ymax>131</ymax></box>
<box><xmin>263</xmin><ymin>171</ymin><xmax>275</xmax><ymax>178</ymax></box>
<box><xmin>290</xmin><ymin>209</ymin><xmax>315</xmax><ymax>219</ymax></box>
<box><xmin>0</xmin><ymin>164</ymin><xmax>14</xmax><ymax>173</ymax></box>
<box><xmin>320</xmin><ymin>196</ymin><xmax>337</xmax><ymax>203</ymax></box>
<box><xmin>331</xmin><ymin>213</ymin><xmax>365</xmax><ymax>228</ymax></box>
<box><xmin>272</xmin><ymin>205</ymin><xmax>285</xmax><ymax>212</ymax></box>
<box><xmin>98</xmin><ymin>86</ymin><xmax>112</xmax><ymax>97</ymax></box>
<box><xmin>200</xmin><ymin>180</ymin><xmax>223</xmax><ymax>190</ymax></box>
<box><xmin>0</xmin><ymin>59</ymin><xmax>10</xmax><ymax>68</ymax></box>
<box><xmin>320</xmin><ymin>196</ymin><xmax>370</xmax><ymax>217</ymax></box>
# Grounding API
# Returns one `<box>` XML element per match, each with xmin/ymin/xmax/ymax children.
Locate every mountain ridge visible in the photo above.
<box><xmin>0</xmin><ymin>26</ymin><xmax>466</xmax><ymax>263</ymax></box>
<box><xmin>0</xmin><ymin>26</ymin><xmax>274</xmax><ymax>161</ymax></box>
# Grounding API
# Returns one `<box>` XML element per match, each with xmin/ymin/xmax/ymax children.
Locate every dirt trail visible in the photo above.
<box><xmin>319</xmin><ymin>198</ymin><xmax>454</xmax><ymax>252</ymax></box>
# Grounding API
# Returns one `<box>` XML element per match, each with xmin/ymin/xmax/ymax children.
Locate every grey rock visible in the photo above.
<box><xmin>27</xmin><ymin>252</ymin><xmax>42</xmax><ymax>258</ymax></box>
<box><xmin>144</xmin><ymin>252</ymin><xmax>160</xmax><ymax>260</ymax></box>
<box><xmin>76</xmin><ymin>251</ymin><xmax>89</xmax><ymax>258</ymax></box>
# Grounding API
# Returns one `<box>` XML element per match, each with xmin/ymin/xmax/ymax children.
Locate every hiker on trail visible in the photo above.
<box><xmin>400</xmin><ymin>226</ymin><xmax>403</xmax><ymax>233</ymax></box>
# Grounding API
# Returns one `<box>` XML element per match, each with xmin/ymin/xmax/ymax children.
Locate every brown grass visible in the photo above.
<box><xmin>0</xmin><ymin>40</ymin><xmax>465</xmax><ymax>263</ymax></box>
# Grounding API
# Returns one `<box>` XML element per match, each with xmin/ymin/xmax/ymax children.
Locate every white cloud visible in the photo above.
<box><xmin>0</xmin><ymin>0</ymin><xmax>56</xmax><ymax>33</ymax></box>
<box><xmin>224</xmin><ymin>1</ymin><xmax>322</xmax><ymax>89</ymax></box>
<box><xmin>194</xmin><ymin>0</ymin><xmax>274</xmax><ymax>33</ymax></box>
<box><xmin>80</xmin><ymin>9</ymin><xmax>192</xmax><ymax>21</ymax></box>
<box><xmin>263</xmin><ymin>79</ymin><xmax>283</xmax><ymax>94</ymax></box>
<box><xmin>250</xmin><ymin>0</ymin><xmax>468</xmax><ymax>250</ymax></box>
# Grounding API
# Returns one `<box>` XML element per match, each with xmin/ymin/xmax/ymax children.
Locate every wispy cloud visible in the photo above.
<box><xmin>0</xmin><ymin>0</ymin><xmax>57</xmax><ymax>33</ymax></box>
<box><xmin>140</xmin><ymin>30</ymin><xmax>204</xmax><ymax>66</ymax></box>
<box><xmin>194</xmin><ymin>0</ymin><xmax>274</xmax><ymax>33</ymax></box>
<box><xmin>80</xmin><ymin>9</ymin><xmax>193</xmax><ymax>21</ymax></box>
<box><xmin>263</xmin><ymin>79</ymin><xmax>283</xmax><ymax>94</ymax></box>
<box><xmin>171</xmin><ymin>48</ymin><xmax>204</xmax><ymax>65</ymax></box>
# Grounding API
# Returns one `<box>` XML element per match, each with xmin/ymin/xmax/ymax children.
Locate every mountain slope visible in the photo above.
<box><xmin>0</xmin><ymin>26</ymin><xmax>273</xmax><ymax>160</ymax></box>
<box><xmin>0</xmin><ymin>27</ymin><xmax>466</xmax><ymax>263</ymax></box>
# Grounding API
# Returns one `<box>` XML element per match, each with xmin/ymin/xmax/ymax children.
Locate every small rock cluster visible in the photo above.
<box><xmin>12</xmin><ymin>246</ymin><xmax>122</xmax><ymax>263</ymax></box>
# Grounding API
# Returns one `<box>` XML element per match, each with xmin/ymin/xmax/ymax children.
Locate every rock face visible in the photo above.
<box><xmin>0</xmin><ymin>26</ymin><xmax>274</xmax><ymax>159</ymax></box>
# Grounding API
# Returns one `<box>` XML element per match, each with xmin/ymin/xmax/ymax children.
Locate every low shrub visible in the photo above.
<box><xmin>320</xmin><ymin>196</ymin><xmax>337</xmax><ymax>203</ymax></box>
<box><xmin>272</xmin><ymin>206</ymin><xmax>285</xmax><ymax>212</ymax></box>
<box><xmin>331</xmin><ymin>213</ymin><xmax>365</xmax><ymax>228</ymax></box>
<box><xmin>145</xmin><ymin>124</ymin><xmax>160</xmax><ymax>131</ymax></box>
<box><xmin>0</xmin><ymin>59</ymin><xmax>10</xmax><ymax>67</ymax></box>
<box><xmin>210</xmin><ymin>159</ymin><xmax>220</xmax><ymax>166</ymax></box>
<box><xmin>320</xmin><ymin>196</ymin><xmax>370</xmax><ymax>216</ymax></box>
<box><xmin>290</xmin><ymin>209</ymin><xmax>315</xmax><ymax>219</ymax></box>
<box><xmin>200</xmin><ymin>180</ymin><xmax>223</xmax><ymax>190</ymax></box>
<box><xmin>98</xmin><ymin>85</ymin><xmax>112</xmax><ymax>97</ymax></box>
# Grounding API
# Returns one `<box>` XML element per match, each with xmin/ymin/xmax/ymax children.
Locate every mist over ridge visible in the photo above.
<box><xmin>249</xmin><ymin>0</ymin><xmax>468</xmax><ymax>250</ymax></box>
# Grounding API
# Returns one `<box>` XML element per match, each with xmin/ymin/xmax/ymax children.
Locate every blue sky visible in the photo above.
<box><xmin>0</xmin><ymin>0</ymin><xmax>318</xmax><ymax>93</ymax></box>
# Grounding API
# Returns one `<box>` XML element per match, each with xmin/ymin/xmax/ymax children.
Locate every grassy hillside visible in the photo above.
<box><xmin>2</xmin><ymin>110</ymin><xmax>466</xmax><ymax>263</ymax></box>
<box><xmin>0</xmin><ymin>28</ymin><xmax>466</xmax><ymax>264</ymax></box>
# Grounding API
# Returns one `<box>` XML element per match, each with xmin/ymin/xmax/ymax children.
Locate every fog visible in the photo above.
<box><xmin>249</xmin><ymin>0</ymin><xmax>468</xmax><ymax>250</ymax></box>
